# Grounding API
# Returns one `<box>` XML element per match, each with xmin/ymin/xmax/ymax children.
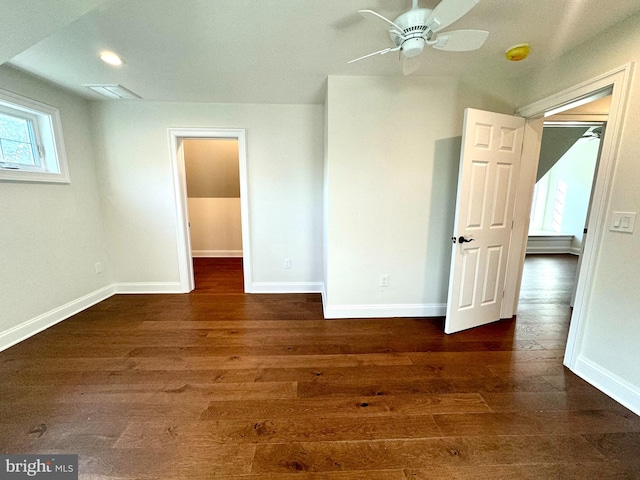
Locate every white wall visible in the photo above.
<box><xmin>90</xmin><ymin>101</ymin><xmax>324</xmax><ymax>289</ymax></box>
<box><xmin>0</xmin><ymin>65</ymin><xmax>110</xmax><ymax>347</ymax></box>
<box><xmin>518</xmin><ymin>12</ymin><xmax>640</xmax><ymax>405</ymax></box>
<box><xmin>188</xmin><ymin>198</ymin><xmax>242</xmax><ymax>256</ymax></box>
<box><xmin>184</xmin><ymin>139</ymin><xmax>240</xmax><ymax>198</ymax></box>
<box><xmin>323</xmin><ymin>75</ymin><xmax>518</xmax><ymax>317</ymax></box>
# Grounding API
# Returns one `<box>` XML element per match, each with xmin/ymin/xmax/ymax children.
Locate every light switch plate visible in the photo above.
<box><xmin>610</xmin><ymin>211</ymin><xmax>637</xmax><ymax>233</ymax></box>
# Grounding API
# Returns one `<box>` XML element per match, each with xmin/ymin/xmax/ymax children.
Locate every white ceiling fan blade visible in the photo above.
<box><xmin>348</xmin><ymin>46</ymin><xmax>400</xmax><ymax>64</ymax></box>
<box><xmin>426</xmin><ymin>0</ymin><xmax>481</xmax><ymax>32</ymax></box>
<box><xmin>403</xmin><ymin>55</ymin><xmax>424</xmax><ymax>76</ymax></box>
<box><xmin>432</xmin><ymin>29</ymin><xmax>489</xmax><ymax>51</ymax></box>
<box><xmin>358</xmin><ymin>9</ymin><xmax>405</xmax><ymax>33</ymax></box>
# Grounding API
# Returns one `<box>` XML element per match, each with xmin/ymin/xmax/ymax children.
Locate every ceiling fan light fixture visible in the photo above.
<box><xmin>505</xmin><ymin>43</ymin><xmax>530</xmax><ymax>62</ymax></box>
<box><xmin>403</xmin><ymin>37</ymin><xmax>426</xmax><ymax>58</ymax></box>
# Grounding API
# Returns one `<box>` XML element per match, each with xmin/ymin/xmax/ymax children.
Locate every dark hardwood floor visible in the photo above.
<box><xmin>1</xmin><ymin>255</ymin><xmax>639</xmax><ymax>479</ymax></box>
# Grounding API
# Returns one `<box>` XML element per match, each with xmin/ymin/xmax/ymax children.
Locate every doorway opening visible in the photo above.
<box><xmin>511</xmin><ymin>64</ymin><xmax>631</xmax><ymax>370</ymax></box>
<box><xmin>168</xmin><ymin>128</ymin><xmax>252</xmax><ymax>294</ymax></box>
<box><xmin>183</xmin><ymin>138</ymin><xmax>244</xmax><ymax>293</ymax></box>
<box><xmin>522</xmin><ymin>94</ymin><xmax>609</xmax><ymax>312</ymax></box>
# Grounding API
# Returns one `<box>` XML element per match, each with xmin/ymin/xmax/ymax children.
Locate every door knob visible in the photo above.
<box><xmin>458</xmin><ymin>236</ymin><xmax>475</xmax><ymax>244</ymax></box>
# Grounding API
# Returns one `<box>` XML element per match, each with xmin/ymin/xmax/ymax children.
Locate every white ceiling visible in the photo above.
<box><xmin>6</xmin><ymin>0</ymin><xmax>640</xmax><ymax>104</ymax></box>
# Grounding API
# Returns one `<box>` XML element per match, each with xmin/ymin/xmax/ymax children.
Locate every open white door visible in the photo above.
<box><xmin>445</xmin><ymin>108</ymin><xmax>525</xmax><ymax>334</ymax></box>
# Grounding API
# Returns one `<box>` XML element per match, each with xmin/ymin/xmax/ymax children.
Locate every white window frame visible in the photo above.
<box><xmin>0</xmin><ymin>88</ymin><xmax>69</xmax><ymax>183</ymax></box>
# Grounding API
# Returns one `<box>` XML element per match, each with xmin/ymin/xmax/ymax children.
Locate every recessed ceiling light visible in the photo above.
<box><xmin>99</xmin><ymin>51</ymin><xmax>124</xmax><ymax>66</ymax></box>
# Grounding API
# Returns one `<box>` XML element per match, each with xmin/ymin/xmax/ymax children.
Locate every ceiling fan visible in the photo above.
<box><xmin>582</xmin><ymin>126</ymin><xmax>603</xmax><ymax>140</ymax></box>
<box><xmin>349</xmin><ymin>0</ymin><xmax>489</xmax><ymax>75</ymax></box>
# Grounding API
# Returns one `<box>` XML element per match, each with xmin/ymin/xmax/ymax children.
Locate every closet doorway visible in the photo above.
<box><xmin>184</xmin><ymin>138</ymin><xmax>243</xmax><ymax>292</ymax></box>
<box><xmin>169</xmin><ymin>128</ymin><xmax>251</xmax><ymax>293</ymax></box>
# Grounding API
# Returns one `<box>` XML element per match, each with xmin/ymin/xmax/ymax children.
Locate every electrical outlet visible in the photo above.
<box><xmin>284</xmin><ymin>258</ymin><xmax>292</xmax><ymax>269</ymax></box>
<box><xmin>380</xmin><ymin>274</ymin><xmax>389</xmax><ymax>287</ymax></box>
<box><xmin>94</xmin><ymin>262</ymin><xmax>103</xmax><ymax>274</ymax></box>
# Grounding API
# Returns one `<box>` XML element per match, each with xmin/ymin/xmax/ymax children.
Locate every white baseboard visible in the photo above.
<box><xmin>192</xmin><ymin>250</ymin><xmax>243</xmax><ymax>258</ymax></box>
<box><xmin>526</xmin><ymin>246</ymin><xmax>580</xmax><ymax>255</ymax></box>
<box><xmin>323</xmin><ymin>302</ymin><xmax>446</xmax><ymax>319</ymax></box>
<box><xmin>573</xmin><ymin>355</ymin><xmax>640</xmax><ymax>416</ymax></box>
<box><xmin>320</xmin><ymin>284</ymin><xmax>445</xmax><ymax>319</ymax></box>
<box><xmin>113</xmin><ymin>282</ymin><xmax>184</xmax><ymax>294</ymax></box>
<box><xmin>526</xmin><ymin>235</ymin><xmax>578</xmax><ymax>255</ymax></box>
<box><xmin>251</xmin><ymin>282</ymin><xmax>324</xmax><ymax>294</ymax></box>
<box><xmin>0</xmin><ymin>285</ymin><xmax>115</xmax><ymax>353</ymax></box>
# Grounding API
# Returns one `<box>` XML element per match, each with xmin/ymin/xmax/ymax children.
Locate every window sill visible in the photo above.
<box><xmin>0</xmin><ymin>167</ymin><xmax>70</xmax><ymax>184</ymax></box>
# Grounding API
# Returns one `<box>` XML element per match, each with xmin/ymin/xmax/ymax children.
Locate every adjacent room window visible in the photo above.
<box><xmin>0</xmin><ymin>88</ymin><xmax>69</xmax><ymax>183</ymax></box>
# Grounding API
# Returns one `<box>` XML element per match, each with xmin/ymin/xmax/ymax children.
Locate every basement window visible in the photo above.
<box><xmin>0</xmin><ymin>88</ymin><xmax>69</xmax><ymax>183</ymax></box>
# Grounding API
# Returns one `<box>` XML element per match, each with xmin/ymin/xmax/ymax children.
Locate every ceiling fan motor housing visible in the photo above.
<box><xmin>390</xmin><ymin>8</ymin><xmax>433</xmax><ymax>57</ymax></box>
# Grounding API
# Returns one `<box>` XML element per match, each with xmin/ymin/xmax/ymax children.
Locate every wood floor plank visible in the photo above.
<box><xmin>201</xmin><ymin>393</ymin><xmax>491</xmax><ymax>420</ymax></box>
<box><xmin>542</xmin><ymin>371</ymin><xmax>603</xmax><ymax>393</ymax></box>
<box><xmin>221</xmin><ymin>471</ymin><xmax>407</xmax><ymax>480</ymax></box>
<box><xmin>2</xmin><ymin>345</ymin><xmax>135</xmax><ymax>359</ymax></box>
<box><xmin>256</xmin><ymin>363</ymin><xmax>496</xmax><ymax>384</ymax></box>
<box><xmin>0</xmin><ymin>369</ymin><xmax>261</xmax><ymax>386</ymax></box>
<box><xmin>138</xmin><ymin>320</ymin><xmax>330</xmax><ymax>330</ymax></box>
<box><xmin>296</xmin><ymin>374</ymin><xmax>559</xmax><ymax>398</ymax></box>
<box><xmin>404</xmin><ymin>463</ymin><xmax>638</xmax><ymax>479</ymax></box>
<box><xmin>433</xmin><ymin>410</ymin><xmax>640</xmax><ymax>436</ymax></box>
<box><xmin>584</xmin><ymin>432</ymin><xmax>640</xmax><ymax>479</ymax></box>
<box><xmin>81</xmin><ymin>445</ymin><xmax>256</xmax><ymax>478</ymax></box>
<box><xmin>486</xmin><ymin>360</ymin><xmax>565</xmax><ymax>377</ymax></box>
<box><xmin>534</xmin><ymin>338</ymin><xmax>572</xmax><ymax>350</ymax></box>
<box><xmin>77</xmin><ymin>473</ymin><xmax>408</xmax><ymax>480</ymax></box>
<box><xmin>185</xmin><ymin>353</ymin><xmax>413</xmax><ymax>370</ymax></box>
<box><xmin>250</xmin><ymin>435</ymin><xmax>605</xmax><ymax>473</ymax></box>
<box><xmin>137</xmin><ymin>318</ymin><xmax>438</xmax><ymax>332</ymax></box>
<box><xmin>0</xmin><ymin>420</ymin><xmax>128</xmax><ymax>453</ymax></box>
<box><xmin>481</xmin><ymin>391</ymin><xmax>635</xmax><ymax>413</ymax></box>
<box><xmin>114</xmin><ymin>415</ymin><xmax>442</xmax><ymax>448</ymax></box>
<box><xmin>583</xmin><ymin>432</ymin><xmax>640</xmax><ymax>478</ymax></box>
<box><xmin>583</xmin><ymin>431</ymin><xmax>640</xmax><ymax>461</ymax></box>
<box><xmin>408</xmin><ymin>349</ymin><xmax>565</xmax><ymax>366</ymax></box>
<box><xmin>513</xmin><ymin>314</ymin><xmax>575</xmax><ymax>323</ymax></box>
<box><xmin>0</xmin><ymin>402</ymin><xmax>207</xmax><ymax>425</ymax></box>
<box><xmin>0</xmin><ymin>382</ymin><xmax>296</xmax><ymax>404</ymax></box>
